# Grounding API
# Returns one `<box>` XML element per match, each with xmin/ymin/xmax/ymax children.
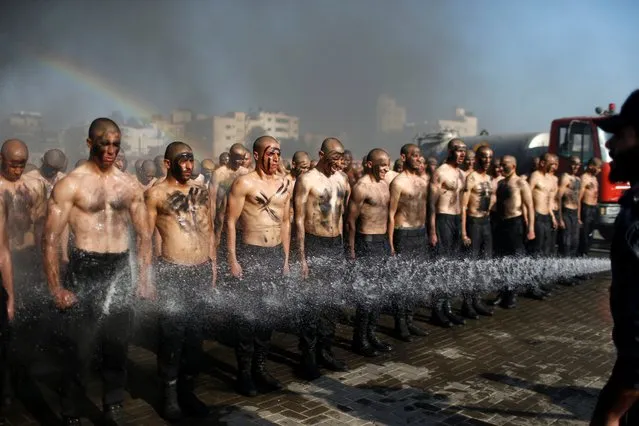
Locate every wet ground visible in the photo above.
<box><xmin>4</xmin><ymin>248</ymin><xmax>614</xmax><ymax>425</ymax></box>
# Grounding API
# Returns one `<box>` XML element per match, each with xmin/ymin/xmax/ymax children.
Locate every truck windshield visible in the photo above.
<box><xmin>597</xmin><ymin>127</ymin><xmax>613</xmax><ymax>163</ymax></box>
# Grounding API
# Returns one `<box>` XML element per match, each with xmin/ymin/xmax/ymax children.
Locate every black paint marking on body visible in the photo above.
<box><xmin>478</xmin><ymin>181</ymin><xmax>492</xmax><ymax>212</ymax></box>
<box><xmin>254</xmin><ymin>179</ymin><xmax>289</xmax><ymax>223</ymax></box>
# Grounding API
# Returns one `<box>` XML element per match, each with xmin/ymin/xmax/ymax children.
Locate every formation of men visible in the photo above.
<box><xmin>0</xmin><ymin>117</ymin><xmax>603</xmax><ymax>425</ymax></box>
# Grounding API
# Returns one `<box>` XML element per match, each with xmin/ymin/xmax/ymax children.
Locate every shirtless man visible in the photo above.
<box><xmin>490</xmin><ymin>157</ymin><xmax>503</xmax><ymax>179</ymax></box>
<box><xmin>493</xmin><ymin>156</ymin><xmax>535</xmax><ymax>308</ymax></box>
<box><xmin>0</xmin><ymin>139</ymin><xmax>46</xmax><ymax>407</ymax></box>
<box><xmin>578</xmin><ymin>157</ymin><xmax>602</xmax><ymax>256</ymax></box>
<box><xmin>134</xmin><ymin>159</ymin><xmax>143</xmax><ymax>179</ymax></box>
<box><xmin>145</xmin><ymin>142</ymin><xmax>214</xmax><ymax>420</ymax></box>
<box><xmin>388</xmin><ymin>144</ymin><xmax>429</xmax><ymax>341</ymax></box>
<box><xmin>343</xmin><ymin>150</ymin><xmax>358</xmax><ymax>188</ymax></box>
<box><xmin>462</xmin><ymin>149</ymin><xmax>475</xmax><ymax>176</ymax></box>
<box><xmin>295</xmin><ymin>138</ymin><xmax>349</xmax><ymax>379</ymax></box>
<box><xmin>155</xmin><ymin>155</ymin><xmax>168</xmax><ymax>178</ymax></box>
<box><xmin>393</xmin><ymin>159</ymin><xmax>403</xmax><ymax>173</ymax></box>
<box><xmin>348</xmin><ymin>148</ymin><xmax>393</xmax><ymax>357</ymax></box>
<box><xmin>210</xmin><ymin>143</ymin><xmax>249</xmax><ymax>247</ymax></box>
<box><xmin>190</xmin><ymin>160</ymin><xmax>206</xmax><ymax>186</ymax></box>
<box><xmin>137</xmin><ymin>160</ymin><xmax>157</xmax><ymax>190</ymax></box>
<box><xmin>426</xmin><ymin>157</ymin><xmax>438</xmax><ymax>177</ymax></box>
<box><xmin>218</xmin><ymin>152</ymin><xmax>230</xmax><ymax>168</ymax></box>
<box><xmin>418</xmin><ymin>156</ymin><xmax>428</xmax><ymax>181</ymax></box>
<box><xmin>115</xmin><ymin>152</ymin><xmax>127</xmax><ymax>172</ymax></box>
<box><xmin>527</xmin><ymin>153</ymin><xmax>559</xmax><ymax>299</ymax></box>
<box><xmin>557</xmin><ymin>156</ymin><xmax>582</xmax><ymax>257</ymax></box>
<box><xmin>43</xmin><ymin>118</ymin><xmax>150</xmax><ymax>425</ymax></box>
<box><xmin>429</xmin><ymin>139</ymin><xmax>467</xmax><ymax>327</ymax></box>
<box><xmin>242</xmin><ymin>151</ymin><xmax>253</xmax><ymax>170</ymax></box>
<box><xmin>226</xmin><ymin>136</ymin><xmax>290</xmax><ymax>396</ymax></box>
<box><xmin>0</xmin><ymin>176</ymin><xmax>14</xmax><ymax>422</ymax></box>
<box><xmin>384</xmin><ymin>167</ymin><xmax>399</xmax><ymax>184</ymax></box>
<box><xmin>460</xmin><ymin>146</ymin><xmax>495</xmax><ymax>319</ymax></box>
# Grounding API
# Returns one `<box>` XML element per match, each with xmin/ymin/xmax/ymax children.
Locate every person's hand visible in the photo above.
<box><xmin>301</xmin><ymin>260</ymin><xmax>309</xmax><ymax>280</ymax></box>
<box><xmin>6</xmin><ymin>296</ymin><xmax>14</xmax><ymax>321</ymax></box>
<box><xmin>429</xmin><ymin>233</ymin><xmax>438</xmax><ymax>247</ymax></box>
<box><xmin>578</xmin><ymin>219</ymin><xmax>583</xmax><ymax>226</ymax></box>
<box><xmin>283</xmin><ymin>261</ymin><xmax>290</xmax><ymax>276</ymax></box>
<box><xmin>349</xmin><ymin>249</ymin><xmax>356</xmax><ymax>260</ymax></box>
<box><xmin>230</xmin><ymin>261</ymin><xmax>243</xmax><ymax>279</ymax></box>
<box><xmin>527</xmin><ymin>229</ymin><xmax>535</xmax><ymax>241</ymax></box>
<box><xmin>552</xmin><ymin>218</ymin><xmax>558</xmax><ymax>229</ymax></box>
<box><xmin>462</xmin><ymin>235</ymin><xmax>471</xmax><ymax>247</ymax></box>
<box><xmin>559</xmin><ymin>219</ymin><xmax>565</xmax><ymax>230</ymax></box>
<box><xmin>137</xmin><ymin>283</ymin><xmax>157</xmax><ymax>300</ymax></box>
<box><xmin>390</xmin><ymin>248</ymin><xmax>396</xmax><ymax>256</ymax></box>
<box><xmin>53</xmin><ymin>288</ymin><xmax>77</xmax><ymax>310</ymax></box>
<box><xmin>212</xmin><ymin>266</ymin><xmax>217</xmax><ymax>287</ymax></box>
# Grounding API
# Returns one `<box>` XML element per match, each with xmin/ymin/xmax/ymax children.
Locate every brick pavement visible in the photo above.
<box><xmin>3</xmin><ymin>268</ymin><xmax>615</xmax><ymax>425</ymax></box>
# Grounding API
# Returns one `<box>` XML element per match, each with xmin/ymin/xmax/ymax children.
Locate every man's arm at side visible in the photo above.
<box><xmin>577</xmin><ymin>176</ymin><xmax>587</xmax><ymax>224</ymax></box>
<box><xmin>460</xmin><ymin>173</ymin><xmax>474</xmax><ymax>241</ymax></box>
<box><xmin>429</xmin><ymin>169</ymin><xmax>442</xmax><ymax>245</ymax></box>
<box><xmin>347</xmin><ymin>183</ymin><xmax>365</xmax><ymax>259</ymax></box>
<box><xmin>520</xmin><ymin>179</ymin><xmax>536</xmax><ymax>240</ymax></box>
<box><xmin>226</xmin><ymin>176</ymin><xmax>248</xmax><ymax>277</ymax></box>
<box><xmin>557</xmin><ymin>174</ymin><xmax>569</xmax><ymax>226</ymax></box>
<box><xmin>0</xmin><ymin>197</ymin><xmax>14</xmax><ymax>321</ymax></box>
<box><xmin>281</xmin><ymin>191</ymin><xmax>291</xmax><ymax>273</ymax></box>
<box><xmin>208</xmin><ymin>183</ymin><xmax>217</xmax><ymax>284</ymax></box>
<box><xmin>387</xmin><ymin>178</ymin><xmax>402</xmax><ymax>255</ymax></box>
<box><xmin>293</xmin><ymin>175</ymin><xmax>310</xmax><ymax>268</ymax></box>
<box><xmin>130</xmin><ymin>184</ymin><xmax>151</xmax><ymax>295</ymax></box>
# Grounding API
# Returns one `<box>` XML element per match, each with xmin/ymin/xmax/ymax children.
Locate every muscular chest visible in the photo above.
<box><xmin>364</xmin><ymin>184</ymin><xmax>390</xmax><ymax>207</ymax></box>
<box><xmin>3</xmin><ymin>184</ymin><xmax>37</xmax><ymax>212</ymax></box>
<box><xmin>472</xmin><ymin>179</ymin><xmax>492</xmax><ymax>197</ymax></box>
<box><xmin>163</xmin><ymin>187</ymin><xmax>210</xmax><ymax>216</ymax></box>
<box><xmin>76</xmin><ymin>185</ymin><xmax>131</xmax><ymax>213</ymax></box>
<box><xmin>247</xmin><ymin>180</ymin><xmax>290</xmax><ymax>221</ymax></box>
<box><xmin>400</xmin><ymin>181</ymin><xmax>426</xmax><ymax>203</ymax></box>
<box><xmin>443</xmin><ymin>176</ymin><xmax>463</xmax><ymax>192</ymax></box>
<box><xmin>311</xmin><ymin>181</ymin><xmax>345</xmax><ymax>214</ymax></box>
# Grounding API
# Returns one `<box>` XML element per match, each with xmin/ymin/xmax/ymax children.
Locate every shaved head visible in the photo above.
<box><xmin>293</xmin><ymin>151</ymin><xmax>311</xmax><ymax>163</ymax></box>
<box><xmin>253</xmin><ymin>135</ymin><xmax>278</xmax><ymax>154</ymax></box>
<box><xmin>367</xmin><ymin>148</ymin><xmax>389</xmax><ymax>164</ymax></box>
<box><xmin>502</xmin><ymin>155</ymin><xmax>517</xmax><ymax>165</ymax></box>
<box><xmin>141</xmin><ymin>160</ymin><xmax>156</xmax><ymax>175</ymax></box>
<box><xmin>448</xmin><ymin>138</ymin><xmax>466</xmax><ymax>151</ymax></box>
<box><xmin>400</xmin><ymin>143</ymin><xmax>418</xmax><ymax>157</ymax></box>
<box><xmin>230</xmin><ymin>143</ymin><xmax>247</xmax><ymax>156</ymax></box>
<box><xmin>589</xmin><ymin>157</ymin><xmax>603</xmax><ymax>167</ymax></box>
<box><xmin>43</xmin><ymin>149</ymin><xmax>66</xmax><ymax>170</ymax></box>
<box><xmin>164</xmin><ymin>141</ymin><xmax>192</xmax><ymax>161</ymax></box>
<box><xmin>320</xmin><ymin>138</ymin><xmax>344</xmax><ymax>154</ymax></box>
<box><xmin>88</xmin><ymin>117</ymin><xmax>120</xmax><ymax>141</ymax></box>
<box><xmin>1</xmin><ymin>139</ymin><xmax>28</xmax><ymax>160</ymax></box>
<box><xmin>202</xmin><ymin>158</ymin><xmax>215</xmax><ymax>170</ymax></box>
<box><xmin>134</xmin><ymin>159</ymin><xmax>143</xmax><ymax>171</ymax></box>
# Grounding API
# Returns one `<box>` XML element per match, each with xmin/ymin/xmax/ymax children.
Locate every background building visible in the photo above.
<box><xmin>437</xmin><ymin>108</ymin><xmax>478</xmax><ymax>137</ymax></box>
<box><xmin>377</xmin><ymin>95</ymin><xmax>407</xmax><ymax>133</ymax></box>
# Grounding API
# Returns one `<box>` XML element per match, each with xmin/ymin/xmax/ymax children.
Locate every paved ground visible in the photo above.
<box><xmin>4</xmin><ymin>257</ymin><xmax>615</xmax><ymax>425</ymax></box>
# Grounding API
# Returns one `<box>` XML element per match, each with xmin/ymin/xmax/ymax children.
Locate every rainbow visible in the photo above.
<box><xmin>36</xmin><ymin>51</ymin><xmax>159</xmax><ymax>120</ymax></box>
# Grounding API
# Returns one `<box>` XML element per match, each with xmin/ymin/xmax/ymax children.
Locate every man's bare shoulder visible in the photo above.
<box><xmin>516</xmin><ymin>176</ymin><xmax>530</xmax><ymax>188</ymax></box>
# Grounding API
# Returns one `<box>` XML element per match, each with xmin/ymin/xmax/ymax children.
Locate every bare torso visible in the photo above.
<box><xmin>581</xmin><ymin>173</ymin><xmax>599</xmax><ymax>206</ymax></box>
<box><xmin>25</xmin><ymin>169</ymin><xmax>65</xmax><ymax>199</ymax></box>
<box><xmin>384</xmin><ymin>170</ymin><xmax>399</xmax><ymax>185</ymax></box>
<box><xmin>148</xmin><ymin>180</ymin><xmax>212</xmax><ymax>264</ymax></box>
<box><xmin>353</xmin><ymin>175</ymin><xmax>389</xmax><ymax>234</ymax></box>
<box><xmin>465</xmin><ymin>171</ymin><xmax>493</xmax><ymax>218</ymax></box>
<box><xmin>530</xmin><ymin>171</ymin><xmax>554</xmax><ymax>215</ymax></box>
<box><xmin>301</xmin><ymin>169</ymin><xmax>348</xmax><ymax>238</ymax></box>
<box><xmin>434</xmin><ymin>163</ymin><xmax>465</xmax><ymax>215</ymax></box>
<box><xmin>237</xmin><ymin>172</ymin><xmax>291</xmax><ymax>247</ymax></box>
<box><xmin>550</xmin><ymin>174</ymin><xmax>559</xmax><ymax>212</ymax></box>
<box><xmin>560</xmin><ymin>173</ymin><xmax>580</xmax><ymax>209</ymax></box>
<box><xmin>496</xmin><ymin>176</ymin><xmax>526</xmax><ymax>219</ymax></box>
<box><xmin>55</xmin><ymin>165</ymin><xmax>141</xmax><ymax>253</ymax></box>
<box><xmin>0</xmin><ymin>175</ymin><xmax>47</xmax><ymax>251</ymax></box>
<box><xmin>391</xmin><ymin>172</ymin><xmax>428</xmax><ymax>229</ymax></box>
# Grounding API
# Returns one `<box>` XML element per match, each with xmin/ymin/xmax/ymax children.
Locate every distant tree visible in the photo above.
<box><xmin>479</xmin><ymin>129</ymin><xmax>490</xmax><ymax>136</ymax></box>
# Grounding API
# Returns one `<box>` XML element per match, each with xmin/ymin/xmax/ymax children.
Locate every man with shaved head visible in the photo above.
<box><xmin>291</xmin><ymin>151</ymin><xmax>311</xmax><ymax>180</ymax></box>
<box><xmin>218</xmin><ymin>152</ymin><xmax>230</xmax><ymax>168</ymax></box>
<box><xmin>493</xmin><ymin>155</ymin><xmax>535</xmax><ymax>308</ymax></box>
<box><xmin>190</xmin><ymin>159</ymin><xmax>206</xmax><ymax>186</ymax></box>
<box><xmin>429</xmin><ymin>138</ymin><xmax>467</xmax><ymax>327</ymax></box>
<box><xmin>114</xmin><ymin>152</ymin><xmax>128</xmax><ymax>173</ymax></box>
<box><xmin>388</xmin><ymin>144</ymin><xmax>429</xmax><ymax>341</ymax></box>
<box><xmin>578</xmin><ymin>157</ymin><xmax>602</xmax><ymax>257</ymax></box>
<box><xmin>134</xmin><ymin>159</ymin><xmax>144</xmax><ymax>177</ymax></box>
<box><xmin>393</xmin><ymin>158</ymin><xmax>403</xmax><ymax>173</ymax></box>
<box><xmin>0</xmin><ymin>138</ymin><xmax>47</xmax><ymax>409</ymax></box>
<box><xmin>343</xmin><ymin>150</ymin><xmax>358</xmax><ymax>188</ymax></box>
<box><xmin>226</xmin><ymin>136</ymin><xmax>290</xmax><ymax>396</ymax></box>
<box><xmin>201</xmin><ymin>158</ymin><xmax>215</xmax><ymax>185</ymax></box>
<box><xmin>295</xmin><ymin>137</ymin><xmax>350</xmax><ymax>379</ymax></box>
<box><xmin>557</xmin><ymin>155</ymin><xmax>582</xmax><ymax>259</ymax></box>
<box><xmin>145</xmin><ymin>142</ymin><xmax>214</xmax><ymax>420</ymax></box>
<box><xmin>460</xmin><ymin>145</ymin><xmax>495</xmax><ymax>319</ymax></box>
<box><xmin>43</xmin><ymin>118</ymin><xmax>151</xmax><ymax>424</ymax></box>
<box><xmin>138</xmin><ymin>160</ymin><xmax>157</xmax><ymax>191</ymax></box>
<box><xmin>348</xmin><ymin>148</ymin><xmax>393</xmax><ymax>357</ymax></box>
<box><xmin>462</xmin><ymin>149</ymin><xmax>475</xmax><ymax>177</ymax></box>
<box><xmin>210</xmin><ymin>143</ymin><xmax>250</xmax><ymax>247</ymax></box>
<box><xmin>155</xmin><ymin>154</ymin><xmax>168</xmax><ymax>179</ymax></box>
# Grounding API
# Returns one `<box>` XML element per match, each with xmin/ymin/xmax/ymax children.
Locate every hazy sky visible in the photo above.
<box><xmin>0</xmin><ymin>0</ymin><xmax>637</xmax><ymax>153</ymax></box>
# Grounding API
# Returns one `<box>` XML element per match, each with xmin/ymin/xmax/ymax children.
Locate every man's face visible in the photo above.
<box><xmin>570</xmin><ymin>159</ymin><xmax>582</xmax><ymax>175</ymax></box>
<box><xmin>418</xmin><ymin>156</ymin><xmax>426</xmax><ymax>175</ymax></box>
<box><xmin>546</xmin><ymin>157</ymin><xmax>559</xmax><ymax>174</ymax></box>
<box><xmin>477</xmin><ymin>150</ymin><xmax>493</xmax><ymax>172</ymax></box>
<box><xmin>449</xmin><ymin>143</ymin><xmax>466</xmax><ymax>166</ymax></box>
<box><xmin>258</xmin><ymin>143</ymin><xmax>281</xmax><ymax>175</ymax></box>
<box><xmin>463</xmin><ymin>153</ymin><xmax>475</xmax><ymax>171</ymax></box>
<box><xmin>229</xmin><ymin>150</ymin><xmax>245</xmax><ymax>170</ymax></box>
<box><xmin>608</xmin><ymin>125</ymin><xmax>639</xmax><ymax>182</ymax></box>
<box><xmin>41</xmin><ymin>163</ymin><xmax>60</xmax><ymax>178</ymax></box>
<box><xmin>243</xmin><ymin>152</ymin><xmax>251</xmax><ymax>168</ymax></box>
<box><xmin>168</xmin><ymin>151</ymin><xmax>194</xmax><ymax>183</ymax></box>
<box><xmin>370</xmin><ymin>156</ymin><xmax>390</xmax><ymax>182</ymax></box>
<box><xmin>427</xmin><ymin>159</ymin><xmax>438</xmax><ymax>175</ymax></box>
<box><xmin>114</xmin><ymin>154</ymin><xmax>126</xmax><ymax>172</ymax></box>
<box><xmin>343</xmin><ymin>153</ymin><xmax>353</xmax><ymax>170</ymax></box>
<box><xmin>588</xmin><ymin>162</ymin><xmax>602</xmax><ymax>176</ymax></box>
<box><xmin>322</xmin><ymin>148</ymin><xmax>345</xmax><ymax>175</ymax></box>
<box><xmin>293</xmin><ymin>157</ymin><xmax>310</xmax><ymax>176</ymax></box>
<box><xmin>220</xmin><ymin>154</ymin><xmax>230</xmax><ymax>166</ymax></box>
<box><xmin>501</xmin><ymin>159</ymin><xmax>516</xmax><ymax>177</ymax></box>
<box><xmin>1</xmin><ymin>152</ymin><xmax>27</xmax><ymax>182</ymax></box>
<box><xmin>89</xmin><ymin>130</ymin><xmax>121</xmax><ymax>169</ymax></box>
<box><xmin>141</xmin><ymin>169</ymin><xmax>155</xmax><ymax>185</ymax></box>
<box><xmin>491</xmin><ymin>159</ymin><xmax>502</xmax><ymax>176</ymax></box>
<box><xmin>404</xmin><ymin>147</ymin><xmax>422</xmax><ymax>172</ymax></box>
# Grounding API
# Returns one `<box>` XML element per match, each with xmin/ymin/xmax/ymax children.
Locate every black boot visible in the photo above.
<box><xmin>461</xmin><ymin>298</ymin><xmax>479</xmax><ymax>320</ymax></box>
<box><xmin>235</xmin><ymin>355</ymin><xmax>258</xmax><ymax>397</ymax></box>
<box><xmin>161</xmin><ymin>381</ymin><xmax>183</xmax><ymax>421</ymax></box>
<box><xmin>430</xmin><ymin>301</ymin><xmax>453</xmax><ymax>328</ymax></box>
<box><xmin>352</xmin><ymin>309</ymin><xmax>379</xmax><ymax>357</ymax></box>
<box><xmin>367</xmin><ymin>310</ymin><xmax>393</xmax><ymax>353</ymax></box>
<box><xmin>526</xmin><ymin>287</ymin><xmax>547</xmax><ymax>301</ymax></box>
<box><xmin>444</xmin><ymin>300</ymin><xmax>466</xmax><ymax>325</ymax></box>
<box><xmin>473</xmin><ymin>297</ymin><xmax>494</xmax><ymax>316</ymax></box>
<box><xmin>177</xmin><ymin>375</ymin><xmax>210</xmax><ymax>418</ymax></box>
<box><xmin>252</xmin><ymin>348</ymin><xmax>282</xmax><ymax>391</ymax></box>
<box><xmin>300</xmin><ymin>348</ymin><xmax>321</xmax><ymax>380</ymax></box>
<box><xmin>103</xmin><ymin>403</ymin><xmax>134</xmax><ymax>426</ymax></box>
<box><xmin>62</xmin><ymin>417</ymin><xmax>82</xmax><ymax>426</ymax></box>
<box><xmin>406</xmin><ymin>314</ymin><xmax>428</xmax><ymax>337</ymax></box>
<box><xmin>317</xmin><ymin>347</ymin><xmax>348</xmax><ymax>372</ymax></box>
<box><xmin>394</xmin><ymin>313</ymin><xmax>413</xmax><ymax>342</ymax></box>
<box><xmin>499</xmin><ymin>291</ymin><xmax>517</xmax><ymax>309</ymax></box>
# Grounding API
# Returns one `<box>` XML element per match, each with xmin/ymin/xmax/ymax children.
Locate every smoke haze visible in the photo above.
<box><xmin>0</xmin><ymin>0</ymin><xmax>636</xmax><ymax>156</ymax></box>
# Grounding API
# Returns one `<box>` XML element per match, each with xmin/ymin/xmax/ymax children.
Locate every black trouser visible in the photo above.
<box><xmin>434</xmin><ymin>214</ymin><xmax>461</xmax><ymax>306</ymax></box>
<box><xmin>531</xmin><ymin>213</ymin><xmax>553</xmax><ymax>256</ymax></box>
<box><xmin>559</xmin><ymin>207</ymin><xmax>579</xmax><ymax>257</ymax></box>
<box><xmin>495</xmin><ymin>216</ymin><xmax>526</xmax><ymax>257</ymax></box>
<box><xmin>466</xmin><ymin>216</ymin><xmax>492</xmax><ymax>259</ymax></box>
<box><xmin>299</xmin><ymin>234</ymin><xmax>341</xmax><ymax>356</ymax></box>
<box><xmin>354</xmin><ymin>234</ymin><xmax>389</xmax><ymax>338</ymax></box>
<box><xmin>233</xmin><ymin>244</ymin><xmax>283</xmax><ymax>369</ymax></box>
<box><xmin>551</xmin><ymin>209</ymin><xmax>559</xmax><ymax>255</ymax></box>
<box><xmin>579</xmin><ymin>204</ymin><xmax>598</xmax><ymax>256</ymax></box>
<box><xmin>156</xmin><ymin>259</ymin><xmax>213</xmax><ymax>383</ymax></box>
<box><xmin>58</xmin><ymin>249</ymin><xmax>133</xmax><ymax>418</ymax></box>
<box><xmin>490</xmin><ymin>212</ymin><xmax>500</xmax><ymax>257</ymax></box>
<box><xmin>0</xmin><ymin>284</ymin><xmax>8</xmax><ymax>408</ymax></box>
<box><xmin>393</xmin><ymin>228</ymin><xmax>427</xmax><ymax>317</ymax></box>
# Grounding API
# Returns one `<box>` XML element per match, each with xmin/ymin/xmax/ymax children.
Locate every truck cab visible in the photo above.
<box><xmin>548</xmin><ymin>114</ymin><xmax>627</xmax><ymax>240</ymax></box>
